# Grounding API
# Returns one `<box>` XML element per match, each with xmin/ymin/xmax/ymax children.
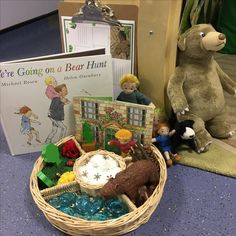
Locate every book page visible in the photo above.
<box><xmin>62</xmin><ymin>18</ymin><xmax>110</xmax><ymax>54</ymax></box>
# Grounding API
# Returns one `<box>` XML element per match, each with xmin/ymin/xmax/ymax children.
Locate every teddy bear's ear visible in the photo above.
<box><xmin>178</xmin><ymin>35</ymin><xmax>186</xmax><ymax>51</ymax></box>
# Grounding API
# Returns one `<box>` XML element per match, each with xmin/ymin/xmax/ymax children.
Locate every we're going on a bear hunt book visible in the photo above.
<box><xmin>0</xmin><ymin>49</ymin><xmax>113</xmax><ymax>155</ymax></box>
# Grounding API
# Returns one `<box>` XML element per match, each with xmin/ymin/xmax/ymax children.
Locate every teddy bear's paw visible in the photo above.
<box><xmin>229</xmin><ymin>129</ymin><xmax>236</xmax><ymax>137</ymax></box>
<box><xmin>177</xmin><ymin>107</ymin><xmax>189</xmax><ymax>116</ymax></box>
<box><xmin>197</xmin><ymin>141</ymin><xmax>212</xmax><ymax>153</ymax></box>
<box><xmin>195</xmin><ymin>129</ymin><xmax>212</xmax><ymax>153</ymax></box>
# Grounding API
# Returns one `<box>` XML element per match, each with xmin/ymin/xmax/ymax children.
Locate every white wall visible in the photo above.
<box><xmin>0</xmin><ymin>0</ymin><xmax>60</xmax><ymax>30</ymax></box>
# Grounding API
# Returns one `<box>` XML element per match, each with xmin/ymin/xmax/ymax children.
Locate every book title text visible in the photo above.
<box><xmin>0</xmin><ymin>60</ymin><xmax>108</xmax><ymax>79</ymax></box>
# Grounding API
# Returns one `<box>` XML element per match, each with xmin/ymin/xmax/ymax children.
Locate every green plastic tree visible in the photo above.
<box><xmin>83</xmin><ymin>122</ymin><xmax>94</xmax><ymax>144</ymax></box>
<box><xmin>41</xmin><ymin>143</ymin><xmax>62</xmax><ymax>166</ymax></box>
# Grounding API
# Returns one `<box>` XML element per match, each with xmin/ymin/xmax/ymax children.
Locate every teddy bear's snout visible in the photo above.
<box><xmin>218</xmin><ymin>33</ymin><xmax>226</xmax><ymax>41</ymax></box>
<box><xmin>202</xmin><ymin>31</ymin><xmax>226</xmax><ymax>51</ymax></box>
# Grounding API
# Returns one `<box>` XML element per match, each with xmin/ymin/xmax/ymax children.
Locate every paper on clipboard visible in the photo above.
<box><xmin>62</xmin><ymin>20</ymin><xmax>111</xmax><ymax>54</ymax></box>
<box><xmin>61</xmin><ymin>16</ymin><xmax>135</xmax><ymax>99</ymax></box>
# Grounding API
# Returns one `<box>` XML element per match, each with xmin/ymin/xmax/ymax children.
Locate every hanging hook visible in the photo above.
<box><xmin>72</xmin><ymin>0</ymin><xmax>122</xmax><ymax>27</ymax></box>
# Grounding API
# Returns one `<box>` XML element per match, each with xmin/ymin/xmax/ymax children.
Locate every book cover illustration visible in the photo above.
<box><xmin>0</xmin><ymin>52</ymin><xmax>113</xmax><ymax>155</ymax></box>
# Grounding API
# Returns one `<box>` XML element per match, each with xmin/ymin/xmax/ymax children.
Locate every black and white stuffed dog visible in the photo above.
<box><xmin>171</xmin><ymin>120</ymin><xmax>196</xmax><ymax>154</ymax></box>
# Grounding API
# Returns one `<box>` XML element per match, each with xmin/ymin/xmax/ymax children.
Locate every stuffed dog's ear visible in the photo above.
<box><xmin>178</xmin><ymin>34</ymin><xmax>186</xmax><ymax>51</ymax></box>
<box><xmin>185</xmin><ymin>119</ymin><xmax>194</xmax><ymax>127</ymax></box>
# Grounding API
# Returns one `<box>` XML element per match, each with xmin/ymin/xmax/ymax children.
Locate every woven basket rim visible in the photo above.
<box><xmin>30</xmin><ymin>138</ymin><xmax>167</xmax><ymax>236</ymax></box>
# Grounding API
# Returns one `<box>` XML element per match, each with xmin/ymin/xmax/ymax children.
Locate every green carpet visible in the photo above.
<box><xmin>177</xmin><ymin>140</ymin><xmax>236</xmax><ymax>178</ymax></box>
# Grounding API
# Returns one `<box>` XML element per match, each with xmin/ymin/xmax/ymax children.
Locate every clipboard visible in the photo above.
<box><xmin>59</xmin><ymin>0</ymin><xmax>182</xmax><ymax>111</ymax></box>
<box><xmin>58</xmin><ymin>1</ymin><xmax>138</xmax><ymax>73</ymax></box>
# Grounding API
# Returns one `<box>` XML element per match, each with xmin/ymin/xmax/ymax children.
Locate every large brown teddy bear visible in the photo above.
<box><xmin>167</xmin><ymin>24</ymin><xmax>236</xmax><ymax>153</ymax></box>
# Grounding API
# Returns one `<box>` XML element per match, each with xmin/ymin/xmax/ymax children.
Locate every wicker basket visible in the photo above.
<box><xmin>30</xmin><ymin>136</ymin><xmax>167</xmax><ymax>236</ymax></box>
<box><xmin>73</xmin><ymin>150</ymin><xmax>126</xmax><ymax>197</ymax></box>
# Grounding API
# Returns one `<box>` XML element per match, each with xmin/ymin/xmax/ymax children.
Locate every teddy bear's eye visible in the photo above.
<box><xmin>200</xmin><ymin>32</ymin><xmax>205</xmax><ymax>37</ymax></box>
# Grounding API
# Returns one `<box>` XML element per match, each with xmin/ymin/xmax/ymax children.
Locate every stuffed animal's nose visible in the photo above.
<box><xmin>218</xmin><ymin>33</ymin><xmax>226</xmax><ymax>40</ymax></box>
<box><xmin>189</xmin><ymin>135</ymin><xmax>195</xmax><ymax>139</ymax></box>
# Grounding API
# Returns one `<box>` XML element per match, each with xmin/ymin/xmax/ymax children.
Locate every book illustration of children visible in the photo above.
<box><xmin>44</xmin><ymin>76</ymin><xmax>59</xmax><ymax>100</ymax></box>
<box><xmin>45</xmin><ymin>76</ymin><xmax>70</xmax><ymax>104</ymax></box>
<box><xmin>45</xmin><ymin>84</ymin><xmax>69</xmax><ymax>143</ymax></box>
<box><xmin>15</xmin><ymin>106</ymin><xmax>42</xmax><ymax>145</ymax></box>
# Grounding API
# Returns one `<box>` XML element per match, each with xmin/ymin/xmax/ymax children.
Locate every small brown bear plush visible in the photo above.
<box><xmin>167</xmin><ymin>24</ymin><xmax>236</xmax><ymax>153</ymax></box>
<box><xmin>98</xmin><ymin>160</ymin><xmax>159</xmax><ymax>204</ymax></box>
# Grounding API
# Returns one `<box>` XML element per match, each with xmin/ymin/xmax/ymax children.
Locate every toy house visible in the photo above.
<box><xmin>73</xmin><ymin>97</ymin><xmax>155</xmax><ymax>152</ymax></box>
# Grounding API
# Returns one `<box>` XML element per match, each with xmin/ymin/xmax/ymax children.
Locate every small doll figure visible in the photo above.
<box><xmin>116</xmin><ymin>74</ymin><xmax>155</xmax><ymax>107</ymax></box>
<box><xmin>152</xmin><ymin>107</ymin><xmax>167</xmax><ymax>137</ymax></box>
<box><xmin>108</xmin><ymin>129</ymin><xmax>136</xmax><ymax>157</ymax></box>
<box><xmin>152</xmin><ymin>122</ymin><xmax>181</xmax><ymax>167</ymax></box>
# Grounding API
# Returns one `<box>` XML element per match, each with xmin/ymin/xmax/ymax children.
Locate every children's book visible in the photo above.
<box><xmin>0</xmin><ymin>49</ymin><xmax>113</xmax><ymax>155</ymax></box>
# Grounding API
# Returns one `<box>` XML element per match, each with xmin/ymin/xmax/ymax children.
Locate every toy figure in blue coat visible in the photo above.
<box><xmin>116</xmin><ymin>74</ymin><xmax>155</xmax><ymax>107</ymax></box>
<box><xmin>152</xmin><ymin>122</ymin><xmax>181</xmax><ymax>167</ymax></box>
